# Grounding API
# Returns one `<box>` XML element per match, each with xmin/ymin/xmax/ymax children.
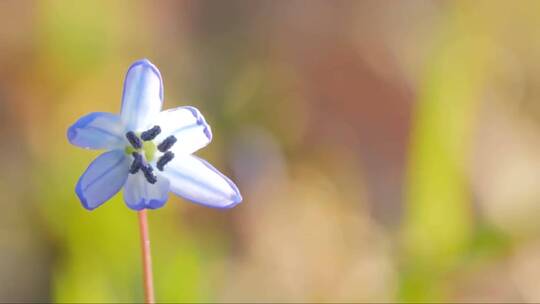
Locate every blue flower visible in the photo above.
<box><xmin>67</xmin><ymin>59</ymin><xmax>242</xmax><ymax>211</ymax></box>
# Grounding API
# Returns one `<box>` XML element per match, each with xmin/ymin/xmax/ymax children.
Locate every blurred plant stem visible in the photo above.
<box><xmin>400</xmin><ymin>3</ymin><xmax>490</xmax><ymax>301</ymax></box>
<box><xmin>138</xmin><ymin>210</ymin><xmax>155</xmax><ymax>304</ymax></box>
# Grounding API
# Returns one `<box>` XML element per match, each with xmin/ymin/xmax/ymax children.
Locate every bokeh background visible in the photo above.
<box><xmin>1</xmin><ymin>0</ymin><xmax>540</xmax><ymax>302</ymax></box>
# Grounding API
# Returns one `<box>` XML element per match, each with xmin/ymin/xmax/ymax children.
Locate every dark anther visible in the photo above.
<box><xmin>157</xmin><ymin>151</ymin><xmax>174</xmax><ymax>171</ymax></box>
<box><xmin>126</xmin><ymin>131</ymin><xmax>142</xmax><ymax>149</ymax></box>
<box><xmin>141</xmin><ymin>164</ymin><xmax>157</xmax><ymax>184</ymax></box>
<box><xmin>129</xmin><ymin>152</ymin><xmax>143</xmax><ymax>174</ymax></box>
<box><xmin>157</xmin><ymin>135</ymin><xmax>177</xmax><ymax>152</ymax></box>
<box><xmin>140</xmin><ymin>125</ymin><xmax>161</xmax><ymax>141</ymax></box>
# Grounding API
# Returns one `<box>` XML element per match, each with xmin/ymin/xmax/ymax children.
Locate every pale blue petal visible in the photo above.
<box><xmin>76</xmin><ymin>150</ymin><xmax>130</xmax><ymax>210</ymax></box>
<box><xmin>67</xmin><ymin>112</ymin><xmax>125</xmax><ymax>150</ymax></box>
<box><xmin>154</xmin><ymin>106</ymin><xmax>212</xmax><ymax>154</ymax></box>
<box><xmin>123</xmin><ymin>172</ymin><xmax>170</xmax><ymax>210</ymax></box>
<box><xmin>120</xmin><ymin>59</ymin><xmax>163</xmax><ymax>131</ymax></box>
<box><xmin>161</xmin><ymin>155</ymin><xmax>242</xmax><ymax>209</ymax></box>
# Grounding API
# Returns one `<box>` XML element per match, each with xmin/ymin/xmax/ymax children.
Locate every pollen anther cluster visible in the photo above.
<box><xmin>125</xmin><ymin>126</ymin><xmax>176</xmax><ymax>184</ymax></box>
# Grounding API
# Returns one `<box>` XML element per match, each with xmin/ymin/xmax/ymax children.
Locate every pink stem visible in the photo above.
<box><xmin>138</xmin><ymin>210</ymin><xmax>155</xmax><ymax>304</ymax></box>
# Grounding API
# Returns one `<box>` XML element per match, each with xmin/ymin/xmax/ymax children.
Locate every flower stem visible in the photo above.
<box><xmin>138</xmin><ymin>210</ymin><xmax>155</xmax><ymax>304</ymax></box>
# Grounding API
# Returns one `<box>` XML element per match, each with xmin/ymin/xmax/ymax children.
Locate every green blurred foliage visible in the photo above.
<box><xmin>401</xmin><ymin>6</ymin><xmax>486</xmax><ymax>300</ymax></box>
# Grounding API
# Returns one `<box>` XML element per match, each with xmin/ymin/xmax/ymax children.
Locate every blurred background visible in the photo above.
<box><xmin>1</xmin><ymin>0</ymin><xmax>540</xmax><ymax>302</ymax></box>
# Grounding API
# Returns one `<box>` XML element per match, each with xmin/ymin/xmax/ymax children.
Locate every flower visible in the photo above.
<box><xmin>67</xmin><ymin>59</ymin><xmax>242</xmax><ymax>210</ymax></box>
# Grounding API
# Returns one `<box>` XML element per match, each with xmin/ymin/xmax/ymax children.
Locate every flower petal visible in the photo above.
<box><xmin>75</xmin><ymin>150</ymin><xmax>130</xmax><ymax>210</ymax></box>
<box><xmin>161</xmin><ymin>155</ymin><xmax>242</xmax><ymax>208</ymax></box>
<box><xmin>67</xmin><ymin>112</ymin><xmax>125</xmax><ymax>150</ymax></box>
<box><xmin>154</xmin><ymin>106</ymin><xmax>212</xmax><ymax>154</ymax></box>
<box><xmin>121</xmin><ymin>59</ymin><xmax>163</xmax><ymax>131</ymax></box>
<box><xmin>123</xmin><ymin>172</ymin><xmax>170</xmax><ymax>210</ymax></box>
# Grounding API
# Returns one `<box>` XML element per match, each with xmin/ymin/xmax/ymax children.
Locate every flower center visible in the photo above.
<box><xmin>124</xmin><ymin>125</ymin><xmax>177</xmax><ymax>184</ymax></box>
<box><xmin>125</xmin><ymin>141</ymin><xmax>156</xmax><ymax>161</ymax></box>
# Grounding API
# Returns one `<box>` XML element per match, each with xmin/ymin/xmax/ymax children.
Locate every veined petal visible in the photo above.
<box><xmin>76</xmin><ymin>150</ymin><xmax>130</xmax><ymax>210</ymax></box>
<box><xmin>123</xmin><ymin>172</ymin><xmax>169</xmax><ymax>210</ymax></box>
<box><xmin>67</xmin><ymin>112</ymin><xmax>125</xmax><ymax>150</ymax></box>
<box><xmin>121</xmin><ymin>59</ymin><xmax>163</xmax><ymax>131</ymax></box>
<box><xmin>154</xmin><ymin>106</ymin><xmax>212</xmax><ymax>154</ymax></box>
<box><xmin>161</xmin><ymin>155</ymin><xmax>242</xmax><ymax>209</ymax></box>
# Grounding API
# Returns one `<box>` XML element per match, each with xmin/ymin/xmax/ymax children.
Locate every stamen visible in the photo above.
<box><xmin>140</xmin><ymin>125</ymin><xmax>161</xmax><ymax>141</ymax></box>
<box><xmin>157</xmin><ymin>135</ymin><xmax>177</xmax><ymax>152</ymax></box>
<box><xmin>129</xmin><ymin>152</ymin><xmax>143</xmax><ymax>174</ymax></box>
<box><xmin>156</xmin><ymin>151</ymin><xmax>174</xmax><ymax>171</ymax></box>
<box><xmin>126</xmin><ymin>131</ymin><xmax>142</xmax><ymax>149</ymax></box>
<box><xmin>141</xmin><ymin>164</ymin><xmax>157</xmax><ymax>184</ymax></box>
